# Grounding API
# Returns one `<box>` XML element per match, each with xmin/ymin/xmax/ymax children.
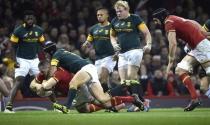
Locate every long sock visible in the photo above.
<box><xmin>101</xmin><ymin>83</ymin><xmax>109</xmax><ymax>92</ymax></box>
<box><xmin>66</xmin><ymin>89</ymin><xmax>77</xmax><ymax>109</ymax></box>
<box><xmin>179</xmin><ymin>73</ymin><xmax>198</xmax><ymax>99</ymax></box>
<box><xmin>115</xmin><ymin>96</ymin><xmax>134</xmax><ymax>103</ymax></box>
<box><xmin>88</xmin><ymin>104</ymin><xmax>103</xmax><ymax>112</ymax></box>
<box><xmin>129</xmin><ymin>80</ymin><xmax>145</xmax><ymax>102</ymax></box>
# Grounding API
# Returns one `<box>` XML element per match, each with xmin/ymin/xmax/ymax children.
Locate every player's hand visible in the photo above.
<box><xmin>14</xmin><ymin>62</ymin><xmax>20</xmax><ymax>68</ymax></box>
<box><xmin>143</xmin><ymin>44</ymin><xmax>151</xmax><ymax>53</ymax></box>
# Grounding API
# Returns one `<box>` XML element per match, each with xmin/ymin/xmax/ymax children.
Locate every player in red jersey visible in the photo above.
<box><xmin>30</xmin><ymin>60</ymin><xmax>144</xmax><ymax>113</ymax></box>
<box><xmin>151</xmin><ymin>8</ymin><xmax>210</xmax><ymax>111</ymax></box>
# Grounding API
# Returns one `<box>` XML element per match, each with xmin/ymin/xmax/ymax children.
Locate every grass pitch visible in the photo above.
<box><xmin>0</xmin><ymin>108</ymin><xmax>210</xmax><ymax>125</ymax></box>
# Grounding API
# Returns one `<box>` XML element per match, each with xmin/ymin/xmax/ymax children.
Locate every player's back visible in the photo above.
<box><xmin>165</xmin><ymin>15</ymin><xmax>205</xmax><ymax>48</ymax></box>
<box><xmin>52</xmin><ymin>49</ymin><xmax>90</xmax><ymax>74</ymax></box>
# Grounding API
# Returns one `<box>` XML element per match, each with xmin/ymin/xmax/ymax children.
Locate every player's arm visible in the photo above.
<box><xmin>42</xmin><ymin>78</ymin><xmax>57</xmax><ymax>90</ymax></box>
<box><xmin>166</xmin><ymin>31</ymin><xmax>177</xmax><ymax>74</ymax></box>
<box><xmin>82</xmin><ymin>34</ymin><xmax>93</xmax><ymax>47</ymax></box>
<box><xmin>30</xmin><ymin>79</ymin><xmax>40</xmax><ymax>92</ymax></box>
<box><xmin>138</xmin><ymin>23</ymin><xmax>152</xmax><ymax>52</ymax></box>
<box><xmin>10</xmin><ymin>33</ymin><xmax>19</xmax><ymax>65</ymax></box>
<box><xmin>110</xmin><ymin>28</ymin><xmax>120</xmax><ymax>51</ymax></box>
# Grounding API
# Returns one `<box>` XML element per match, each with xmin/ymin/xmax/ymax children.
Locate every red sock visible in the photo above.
<box><xmin>115</xmin><ymin>96</ymin><xmax>134</xmax><ymax>103</ymax></box>
<box><xmin>111</xmin><ymin>96</ymin><xmax>134</xmax><ymax>106</ymax></box>
<box><xmin>179</xmin><ymin>73</ymin><xmax>198</xmax><ymax>99</ymax></box>
<box><xmin>88</xmin><ymin>104</ymin><xmax>103</xmax><ymax>112</ymax></box>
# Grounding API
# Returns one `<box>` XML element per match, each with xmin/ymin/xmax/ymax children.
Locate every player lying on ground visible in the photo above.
<box><xmin>30</xmin><ymin>60</ymin><xmax>145</xmax><ymax>113</ymax></box>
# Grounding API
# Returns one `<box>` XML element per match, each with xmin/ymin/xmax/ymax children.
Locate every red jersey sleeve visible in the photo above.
<box><xmin>165</xmin><ymin>18</ymin><xmax>176</xmax><ymax>32</ymax></box>
<box><xmin>35</xmin><ymin>73</ymin><xmax>45</xmax><ymax>83</ymax></box>
<box><xmin>53</xmin><ymin>67</ymin><xmax>70</xmax><ymax>82</ymax></box>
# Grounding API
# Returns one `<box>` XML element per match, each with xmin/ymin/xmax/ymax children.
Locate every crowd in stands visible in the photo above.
<box><xmin>0</xmin><ymin>0</ymin><xmax>210</xmax><ymax>97</ymax></box>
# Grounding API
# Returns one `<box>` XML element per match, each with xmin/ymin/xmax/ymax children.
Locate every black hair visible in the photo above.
<box><xmin>96</xmin><ymin>7</ymin><xmax>109</xmax><ymax>15</ymax></box>
<box><xmin>23</xmin><ymin>10</ymin><xmax>35</xmax><ymax>17</ymax></box>
<box><xmin>38</xmin><ymin>60</ymin><xmax>49</xmax><ymax>68</ymax></box>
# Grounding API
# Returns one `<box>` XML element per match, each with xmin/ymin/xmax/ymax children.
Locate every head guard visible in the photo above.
<box><xmin>43</xmin><ymin>41</ymin><xmax>57</xmax><ymax>56</ymax></box>
<box><xmin>152</xmin><ymin>8</ymin><xmax>169</xmax><ymax>23</ymax></box>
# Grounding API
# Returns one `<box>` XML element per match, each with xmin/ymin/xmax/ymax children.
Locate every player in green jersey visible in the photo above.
<box><xmin>4</xmin><ymin>10</ymin><xmax>45</xmax><ymax>113</ymax></box>
<box><xmin>110</xmin><ymin>0</ymin><xmax>152</xmax><ymax>111</ymax></box>
<box><xmin>83</xmin><ymin>7</ymin><xmax>116</xmax><ymax>92</ymax></box>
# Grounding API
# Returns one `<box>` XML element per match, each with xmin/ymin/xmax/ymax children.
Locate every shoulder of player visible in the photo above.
<box><xmin>130</xmin><ymin>14</ymin><xmax>140</xmax><ymax>18</ymax></box>
<box><xmin>89</xmin><ymin>24</ymin><xmax>99</xmax><ymax>31</ymax></box>
<box><xmin>13</xmin><ymin>24</ymin><xmax>24</xmax><ymax>32</ymax></box>
<box><xmin>164</xmin><ymin>15</ymin><xmax>176</xmax><ymax>24</ymax></box>
<box><xmin>33</xmin><ymin>25</ymin><xmax>44</xmax><ymax>32</ymax></box>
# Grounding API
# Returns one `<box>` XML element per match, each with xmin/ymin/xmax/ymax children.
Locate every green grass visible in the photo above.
<box><xmin>0</xmin><ymin>108</ymin><xmax>210</xmax><ymax>125</ymax></box>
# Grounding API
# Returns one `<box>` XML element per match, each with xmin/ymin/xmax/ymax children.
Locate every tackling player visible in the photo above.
<box><xmin>41</xmin><ymin>41</ymin><xmax>145</xmax><ymax>112</ymax></box>
<box><xmin>151</xmin><ymin>8</ymin><xmax>210</xmax><ymax>111</ymax></box>
<box><xmin>31</xmin><ymin>60</ymin><xmax>145</xmax><ymax>113</ymax></box>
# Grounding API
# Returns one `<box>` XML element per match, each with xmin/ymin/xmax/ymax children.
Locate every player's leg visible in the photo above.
<box><xmin>50</xmin><ymin>93</ymin><xmax>69</xmax><ymax>114</ymax></box>
<box><xmin>126</xmin><ymin>49</ymin><xmax>145</xmax><ymax>111</ymax></box>
<box><xmin>200</xmin><ymin>62</ymin><xmax>210</xmax><ymax>98</ymax></box>
<box><xmin>98</xmin><ymin>67</ymin><xmax>110</xmax><ymax>92</ymax></box>
<box><xmin>96</xmin><ymin>56</ymin><xmax>116</xmax><ymax>92</ymax></box>
<box><xmin>118</xmin><ymin>53</ymin><xmax>128</xmax><ymax>84</ymax></box>
<box><xmin>4</xmin><ymin>58</ymin><xmax>30</xmax><ymax>113</ymax></box>
<box><xmin>192</xmin><ymin>39</ymin><xmax>210</xmax><ymax>99</ymax></box>
<box><xmin>66</xmin><ymin>69</ymin><xmax>92</xmax><ymax>109</ymax></box>
<box><xmin>0</xmin><ymin>78</ymin><xmax>9</xmax><ymax>97</ymax></box>
<box><xmin>175</xmin><ymin>55</ymin><xmax>201</xmax><ymax>111</ymax></box>
<box><xmin>197</xmin><ymin>67</ymin><xmax>210</xmax><ymax>98</ymax></box>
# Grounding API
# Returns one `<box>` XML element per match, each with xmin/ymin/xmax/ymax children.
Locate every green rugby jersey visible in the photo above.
<box><xmin>203</xmin><ymin>19</ymin><xmax>210</xmax><ymax>32</ymax></box>
<box><xmin>111</xmin><ymin>14</ymin><xmax>144</xmax><ymax>52</ymax></box>
<box><xmin>51</xmin><ymin>49</ymin><xmax>90</xmax><ymax>74</ymax></box>
<box><xmin>87</xmin><ymin>23</ymin><xmax>115</xmax><ymax>60</ymax></box>
<box><xmin>10</xmin><ymin>24</ymin><xmax>45</xmax><ymax>59</ymax></box>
